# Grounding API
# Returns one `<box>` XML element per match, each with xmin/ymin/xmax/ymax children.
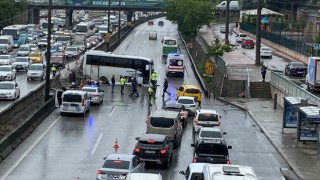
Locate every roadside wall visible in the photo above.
<box><xmin>270</xmin><ymin>84</ymin><xmax>288</xmax><ymax>108</ymax></box>
<box><xmin>222</xmin><ymin>80</ymin><xmax>245</xmax><ymax>97</ymax></box>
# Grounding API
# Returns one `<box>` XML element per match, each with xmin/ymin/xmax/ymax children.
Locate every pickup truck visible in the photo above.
<box><xmin>191</xmin><ymin>142</ymin><xmax>232</xmax><ymax>164</ymax></box>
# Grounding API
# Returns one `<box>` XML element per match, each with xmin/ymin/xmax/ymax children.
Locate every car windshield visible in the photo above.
<box><xmin>63</xmin><ymin>94</ymin><xmax>81</xmax><ymax>102</ymax></box>
<box><xmin>40</xmin><ymin>39</ymin><xmax>47</xmax><ymax>42</ymax></box>
<box><xmin>177</xmin><ymin>99</ymin><xmax>194</xmax><ymax>104</ymax></box>
<box><xmin>198</xmin><ymin>113</ymin><xmax>219</xmax><ymax>121</ymax></box>
<box><xmin>29</xmin><ymin>53</ymin><xmax>39</xmax><ymax>57</ymax></box>
<box><xmin>74</xmin><ymin>42</ymin><xmax>83</xmax><ymax>45</ymax></box>
<box><xmin>261</xmin><ymin>48</ymin><xmax>270</xmax><ymax>51</ymax></box>
<box><xmin>292</xmin><ymin>63</ymin><xmax>304</xmax><ymax>67</ymax></box>
<box><xmin>19</xmin><ymin>47</ymin><xmax>29</xmax><ymax>51</ymax></box>
<box><xmin>82</xmin><ymin>88</ymin><xmax>96</xmax><ymax>92</ymax></box>
<box><xmin>0</xmin><ymin>67</ymin><xmax>11</xmax><ymax>71</ymax></box>
<box><xmin>164</xmin><ymin>40</ymin><xmax>176</xmax><ymax>45</ymax></box>
<box><xmin>239</xmin><ymin>34</ymin><xmax>247</xmax><ymax>37</ymax></box>
<box><xmin>29</xmin><ymin>45</ymin><xmax>36</xmax><ymax>48</ymax></box>
<box><xmin>185</xmin><ymin>88</ymin><xmax>200</xmax><ymax>94</ymax></box>
<box><xmin>29</xmin><ymin>65</ymin><xmax>43</xmax><ymax>71</ymax></box>
<box><xmin>200</xmin><ymin>130</ymin><xmax>222</xmax><ymax>138</ymax></box>
<box><xmin>245</xmin><ymin>39</ymin><xmax>253</xmax><ymax>42</ymax></box>
<box><xmin>15</xmin><ymin>58</ymin><xmax>28</xmax><ymax>62</ymax></box>
<box><xmin>195</xmin><ymin>143</ymin><xmax>228</xmax><ymax>156</ymax></box>
<box><xmin>150</xmin><ymin>117</ymin><xmax>174</xmax><ymax>128</ymax></box>
<box><xmin>102</xmin><ymin>160</ymin><xmax>130</xmax><ymax>169</ymax></box>
<box><xmin>169</xmin><ymin>59</ymin><xmax>183</xmax><ymax>66</ymax></box>
<box><xmin>66</xmin><ymin>47</ymin><xmax>77</xmax><ymax>51</ymax></box>
<box><xmin>0</xmin><ymin>83</ymin><xmax>14</xmax><ymax>89</ymax></box>
<box><xmin>51</xmin><ymin>46</ymin><xmax>58</xmax><ymax>50</ymax></box>
<box><xmin>0</xmin><ymin>56</ymin><xmax>9</xmax><ymax>59</ymax></box>
<box><xmin>99</xmin><ymin>27</ymin><xmax>108</xmax><ymax>31</ymax></box>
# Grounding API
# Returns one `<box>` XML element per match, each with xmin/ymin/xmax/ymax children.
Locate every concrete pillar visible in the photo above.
<box><xmin>66</xmin><ymin>9</ymin><xmax>73</xmax><ymax>29</ymax></box>
<box><xmin>27</xmin><ymin>6</ymin><xmax>33</xmax><ymax>24</ymax></box>
<box><xmin>126</xmin><ymin>11</ymin><xmax>133</xmax><ymax>27</ymax></box>
<box><xmin>32</xmin><ymin>8</ymin><xmax>40</xmax><ymax>24</ymax></box>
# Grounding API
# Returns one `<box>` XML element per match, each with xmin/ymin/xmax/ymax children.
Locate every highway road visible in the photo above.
<box><xmin>0</xmin><ymin>18</ymin><xmax>295</xmax><ymax>179</ymax></box>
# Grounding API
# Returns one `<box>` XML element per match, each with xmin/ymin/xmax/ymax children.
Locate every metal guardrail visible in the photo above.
<box><xmin>270</xmin><ymin>71</ymin><xmax>320</xmax><ymax>106</ymax></box>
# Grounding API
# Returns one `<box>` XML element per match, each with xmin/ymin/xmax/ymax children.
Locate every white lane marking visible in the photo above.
<box><xmin>1</xmin><ymin>116</ymin><xmax>61</xmax><ymax>179</ymax></box>
<box><xmin>91</xmin><ymin>133</ymin><xmax>103</xmax><ymax>155</ymax></box>
<box><xmin>109</xmin><ymin>106</ymin><xmax>117</xmax><ymax>117</ymax></box>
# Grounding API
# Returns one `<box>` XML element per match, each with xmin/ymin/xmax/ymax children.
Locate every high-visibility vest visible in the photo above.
<box><xmin>148</xmin><ymin>87</ymin><xmax>153</xmax><ymax>95</ymax></box>
<box><xmin>51</xmin><ymin>66</ymin><xmax>57</xmax><ymax>71</ymax></box>
<box><xmin>151</xmin><ymin>73</ymin><xmax>157</xmax><ymax>81</ymax></box>
<box><xmin>120</xmin><ymin>77</ymin><xmax>126</xmax><ymax>85</ymax></box>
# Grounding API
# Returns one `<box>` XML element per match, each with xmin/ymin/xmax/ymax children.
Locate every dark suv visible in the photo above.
<box><xmin>191</xmin><ymin>141</ymin><xmax>232</xmax><ymax>164</ymax></box>
<box><xmin>133</xmin><ymin>133</ymin><xmax>173</xmax><ymax>169</ymax></box>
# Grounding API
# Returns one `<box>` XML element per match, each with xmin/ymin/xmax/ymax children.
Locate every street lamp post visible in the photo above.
<box><xmin>45</xmin><ymin>0</ymin><xmax>52</xmax><ymax>101</ymax></box>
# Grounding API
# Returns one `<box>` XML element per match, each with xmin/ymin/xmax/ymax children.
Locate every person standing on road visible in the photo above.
<box><xmin>151</xmin><ymin>71</ymin><xmax>158</xmax><ymax>87</ymax></box>
<box><xmin>162</xmin><ymin>77</ymin><xmax>170</xmax><ymax>97</ymax></box>
<box><xmin>261</xmin><ymin>65</ymin><xmax>267</xmax><ymax>82</ymax></box>
<box><xmin>129</xmin><ymin>77</ymin><xmax>139</xmax><ymax>97</ymax></box>
<box><xmin>111</xmin><ymin>75</ymin><xmax>115</xmax><ymax>93</ymax></box>
<box><xmin>51</xmin><ymin>66</ymin><xmax>57</xmax><ymax>77</ymax></box>
<box><xmin>120</xmin><ymin>76</ymin><xmax>126</xmax><ymax>95</ymax></box>
<box><xmin>235</xmin><ymin>22</ymin><xmax>239</xmax><ymax>30</ymax></box>
<box><xmin>148</xmin><ymin>84</ymin><xmax>154</xmax><ymax>106</ymax></box>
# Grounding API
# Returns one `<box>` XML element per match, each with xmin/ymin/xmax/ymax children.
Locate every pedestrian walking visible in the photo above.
<box><xmin>235</xmin><ymin>22</ymin><xmax>239</xmax><ymax>30</ymax></box>
<box><xmin>111</xmin><ymin>75</ymin><xmax>115</xmax><ymax>93</ymax></box>
<box><xmin>129</xmin><ymin>77</ymin><xmax>139</xmax><ymax>97</ymax></box>
<box><xmin>162</xmin><ymin>77</ymin><xmax>171</xmax><ymax>97</ymax></box>
<box><xmin>51</xmin><ymin>66</ymin><xmax>57</xmax><ymax>77</ymax></box>
<box><xmin>120</xmin><ymin>76</ymin><xmax>126</xmax><ymax>95</ymax></box>
<box><xmin>261</xmin><ymin>65</ymin><xmax>267</xmax><ymax>82</ymax></box>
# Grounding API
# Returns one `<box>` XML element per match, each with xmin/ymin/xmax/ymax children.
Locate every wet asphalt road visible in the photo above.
<box><xmin>0</xmin><ymin>18</ymin><xmax>292</xmax><ymax>180</ymax></box>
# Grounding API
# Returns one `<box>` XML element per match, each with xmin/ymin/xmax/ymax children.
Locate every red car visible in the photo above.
<box><xmin>241</xmin><ymin>38</ymin><xmax>255</xmax><ymax>49</ymax></box>
<box><xmin>50</xmin><ymin>52</ymin><xmax>66</xmax><ymax>68</ymax></box>
<box><xmin>88</xmin><ymin>37</ymin><xmax>99</xmax><ymax>47</ymax></box>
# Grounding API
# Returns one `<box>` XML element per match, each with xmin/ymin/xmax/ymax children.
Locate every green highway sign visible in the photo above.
<box><xmin>65</xmin><ymin>0</ymin><xmax>164</xmax><ymax>8</ymax></box>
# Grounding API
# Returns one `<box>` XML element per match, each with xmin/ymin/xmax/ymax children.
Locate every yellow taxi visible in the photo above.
<box><xmin>29</xmin><ymin>51</ymin><xmax>43</xmax><ymax>63</ymax></box>
<box><xmin>176</xmin><ymin>84</ymin><xmax>202</xmax><ymax>102</ymax></box>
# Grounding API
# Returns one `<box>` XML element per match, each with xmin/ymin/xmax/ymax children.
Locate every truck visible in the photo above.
<box><xmin>73</xmin><ymin>33</ymin><xmax>87</xmax><ymax>52</ymax></box>
<box><xmin>306</xmin><ymin>57</ymin><xmax>320</xmax><ymax>92</ymax></box>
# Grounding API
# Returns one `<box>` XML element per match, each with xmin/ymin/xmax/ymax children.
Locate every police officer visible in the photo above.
<box><xmin>129</xmin><ymin>77</ymin><xmax>139</xmax><ymax>97</ymax></box>
<box><xmin>148</xmin><ymin>83</ymin><xmax>154</xmax><ymax>106</ymax></box>
<box><xmin>162</xmin><ymin>77</ymin><xmax>170</xmax><ymax>97</ymax></box>
<box><xmin>120</xmin><ymin>76</ymin><xmax>126</xmax><ymax>95</ymax></box>
<box><xmin>151</xmin><ymin>71</ymin><xmax>157</xmax><ymax>87</ymax></box>
<box><xmin>111</xmin><ymin>75</ymin><xmax>115</xmax><ymax>93</ymax></box>
<box><xmin>51</xmin><ymin>65</ymin><xmax>57</xmax><ymax>77</ymax></box>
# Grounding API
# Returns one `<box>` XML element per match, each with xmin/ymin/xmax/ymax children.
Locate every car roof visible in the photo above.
<box><xmin>52</xmin><ymin>52</ymin><xmax>64</xmax><ymax>56</ymax></box>
<box><xmin>0</xmin><ymin>81</ymin><xmax>15</xmax><ymax>84</ymax></box>
<box><xmin>63</xmin><ymin>90</ymin><xmax>86</xmax><ymax>95</ymax></box>
<box><xmin>164</xmin><ymin>101</ymin><xmax>183</xmax><ymax>108</ymax></box>
<box><xmin>30</xmin><ymin>63</ymin><xmax>43</xmax><ymax>66</ymax></box>
<box><xmin>0</xmin><ymin>65</ymin><xmax>12</xmax><ymax>67</ymax></box>
<box><xmin>196</xmin><ymin>109</ymin><xmax>218</xmax><ymax>114</ymax></box>
<box><xmin>199</xmin><ymin>127</ymin><xmax>221</xmax><ymax>132</ymax></box>
<box><xmin>189</xmin><ymin>163</ymin><xmax>208</xmax><ymax>172</ymax></box>
<box><xmin>178</xmin><ymin>96</ymin><xmax>195</xmax><ymax>100</ymax></box>
<box><xmin>139</xmin><ymin>133</ymin><xmax>166</xmax><ymax>142</ymax></box>
<box><xmin>30</xmin><ymin>51</ymin><xmax>40</xmax><ymax>54</ymax></box>
<box><xmin>182</xmin><ymin>84</ymin><xmax>200</xmax><ymax>89</ymax></box>
<box><xmin>151</xmin><ymin>110</ymin><xmax>178</xmax><ymax>118</ymax></box>
<box><xmin>106</xmin><ymin>153</ymin><xmax>135</xmax><ymax>161</ymax></box>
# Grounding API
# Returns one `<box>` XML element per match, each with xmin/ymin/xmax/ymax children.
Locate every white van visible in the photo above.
<box><xmin>203</xmin><ymin>164</ymin><xmax>259</xmax><ymax>180</ymax></box>
<box><xmin>126</xmin><ymin>173</ymin><xmax>162</xmax><ymax>180</ymax></box>
<box><xmin>216</xmin><ymin>1</ymin><xmax>240</xmax><ymax>10</ymax></box>
<box><xmin>0</xmin><ymin>36</ymin><xmax>13</xmax><ymax>51</ymax></box>
<box><xmin>166</xmin><ymin>53</ymin><xmax>185</xmax><ymax>77</ymax></box>
<box><xmin>55</xmin><ymin>90</ymin><xmax>91</xmax><ymax>117</ymax></box>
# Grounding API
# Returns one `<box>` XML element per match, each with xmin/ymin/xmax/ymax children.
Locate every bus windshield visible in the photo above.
<box><xmin>76</xmin><ymin>25</ymin><xmax>88</xmax><ymax>32</ymax></box>
<box><xmin>2</xmin><ymin>29</ymin><xmax>17</xmax><ymax>37</ymax></box>
<box><xmin>164</xmin><ymin>39</ymin><xmax>176</xmax><ymax>45</ymax></box>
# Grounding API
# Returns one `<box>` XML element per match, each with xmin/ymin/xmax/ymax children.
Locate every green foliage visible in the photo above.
<box><xmin>205</xmin><ymin>38</ymin><xmax>232</xmax><ymax>57</ymax></box>
<box><xmin>315</xmin><ymin>33</ymin><xmax>320</xmax><ymax>44</ymax></box>
<box><xmin>0</xmin><ymin>0</ymin><xmax>27</xmax><ymax>26</ymax></box>
<box><xmin>163</xmin><ymin>0</ymin><xmax>213</xmax><ymax>37</ymax></box>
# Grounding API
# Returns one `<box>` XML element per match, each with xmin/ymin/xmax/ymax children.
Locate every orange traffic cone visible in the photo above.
<box><xmin>113</xmin><ymin>138</ymin><xmax>119</xmax><ymax>153</ymax></box>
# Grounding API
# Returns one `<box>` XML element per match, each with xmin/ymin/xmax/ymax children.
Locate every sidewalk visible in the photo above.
<box><xmin>217</xmin><ymin>97</ymin><xmax>319</xmax><ymax>180</ymax></box>
<box><xmin>198</xmin><ymin>25</ymin><xmax>319</xmax><ymax>179</ymax></box>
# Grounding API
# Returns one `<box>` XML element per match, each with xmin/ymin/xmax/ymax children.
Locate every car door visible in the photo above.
<box><xmin>11</xmin><ymin>66</ymin><xmax>16</xmax><ymax>78</ymax></box>
<box><xmin>175</xmin><ymin>117</ymin><xmax>183</xmax><ymax>140</ymax></box>
<box><xmin>55</xmin><ymin>90</ymin><xmax>63</xmax><ymax>108</ymax></box>
<box><xmin>176</xmin><ymin>86</ymin><xmax>184</xmax><ymax>97</ymax></box>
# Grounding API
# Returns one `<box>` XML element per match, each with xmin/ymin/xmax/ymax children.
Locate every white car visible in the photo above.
<box><xmin>0</xmin><ymin>55</ymin><xmax>14</xmax><ymax>66</ymax></box>
<box><xmin>260</xmin><ymin>46</ymin><xmax>272</xmax><ymax>59</ymax></box>
<box><xmin>29</xmin><ymin>44</ymin><xmax>39</xmax><ymax>52</ymax></box>
<box><xmin>0</xmin><ymin>81</ymin><xmax>20</xmax><ymax>100</ymax></box>
<box><xmin>0</xmin><ymin>65</ymin><xmax>16</xmax><ymax>81</ymax></box>
<box><xmin>17</xmin><ymin>44</ymin><xmax>31</xmax><ymax>56</ymax></box>
<box><xmin>13</xmin><ymin>57</ymin><xmax>32</xmax><ymax>71</ymax></box>
<box><xmin>194</xmin><ymin>127</ymin><xmax>227</xmax><ymax>146</ymax></box>
<box><xmin>81</xmin><ymin>85</ymin><xmax>104</xmax><ymax>105</ymax></box>
<box><xmin>235</xmin><ymin>33</ymin><xmax>247</xmax><ymax>43</ymax></box>
<box><xmin>192</xmin><ymin>109</ymin><xmax>221</xmax><ymax>135</ymax></box>
<box><xmin>176</xmin><ymin>96</ymin><xmax>198</xmax><ymax>114</ymax></box>
<box><xmin>27</xmin><ymin>64</ymin><xmax>46</xmax><ymax>81</ymax></box>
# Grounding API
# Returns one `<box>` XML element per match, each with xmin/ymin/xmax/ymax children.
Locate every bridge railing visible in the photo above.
<box><xmin>27</xmin><ymin>0</ymin><xmax>66</xmax><ymax>6</ymax></box>
<box><xmin>270</xmin><ymin>71</ymin><xmax>320</xmax><ymax>106</ymax></box>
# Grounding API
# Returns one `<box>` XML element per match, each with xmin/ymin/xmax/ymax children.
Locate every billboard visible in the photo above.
<box><xmin>283</xmin><ymin>100</ymin><xmax>298</xmax><ymax>128</ymax></box>
<box><xmin>65</xmin><ymin>0</ymin><xmax>164</xmax><ymax>8</ymax></box>
<box><xmin>297</xmin><ymin>109</ymin><xmax>318</xmax><ymax>142</ymax></box>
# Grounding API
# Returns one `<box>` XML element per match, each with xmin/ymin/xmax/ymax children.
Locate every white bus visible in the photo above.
<box><xmin>1</xmin><ymin>25</ymin><xmax>28</xmax><ymax>47</ymax></box>
<box><xmin>74</xmin><ymin>22</ymin><xmax>94</xmax><ymax>37</ymax></box>
<box><xmin>83</xmin><ymin>50</ymin><xmax>154</xmax><ymax>85</ymax></box>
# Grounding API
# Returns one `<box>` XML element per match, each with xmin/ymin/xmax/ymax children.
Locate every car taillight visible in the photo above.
<box><xmin>226</xmin><ymin>159</ymin><xmax>231</xmax><ymax>164</ymax></box>
<box><xmin>96</xmin><ymin>170</ymin><xmax>105</xmax><ymax>174</ymax></box>
<box><xmin>82</xmin><ymin>99</ymin><xmax>84</xmax><ymax>106</ymax></box>
<box><xmin>134</xmin><ymin>147</ymin><xmax>140</xmax><ymax>153</ymax></box>
<box><xmin>192</xmin><ymin>158</ymin><xmax>197</xmax><ymax>163</ymax></box>
<box><xmin>160</xmin><ymin>149</ymin><xmax>167</xmax><ymax>154</ymax></box>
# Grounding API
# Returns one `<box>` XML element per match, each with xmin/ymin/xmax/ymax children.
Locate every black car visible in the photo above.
<box><xmin>133</xmin><ymin>133</ymin><xmax>173</xmax><ymax>169</ymax></box>
<box><xmin>158</xmin><ymin>21</ymin><xmax>164</xmax><ymax>26</ymax></box>
<box><xmin>163</xmin><ymin>102</ymin><xmax>187</xmax><ymax>128</ymax></box>
<box><xmin>191</xmin><ymin>140</ymin><xmax>232</xmax><ymax>164</ymax></box>
<box><xmin>285</xmin><ymin>62</ymin><xmax>307</xmax><ymax>76</ymax></box>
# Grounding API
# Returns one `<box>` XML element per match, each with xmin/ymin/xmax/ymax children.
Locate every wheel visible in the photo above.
<box><xmin>269</xmin><ymin>56</ymin><xmax>272</xmax><ymax>59</ymax></box>
<box><xmin>60</xmin><ymin>112</ymin><xmax>65</xmax><ymax>116</ymax></box>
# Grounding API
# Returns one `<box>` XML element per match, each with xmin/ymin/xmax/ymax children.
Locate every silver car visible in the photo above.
<box><xmin>17</xmin><ymin>44</ymin><xmax>31</xmax><ymax>56</ymax></box>
<box><xmin>13</xmin><ymin>57</ymin><xmax>32</xmax><ymax>71</ymax></box>
<box><xmin>27</xmin><ymin>64</ymin><xmax>46</xmax><ymax>81</ymax></box>
<box><xmin>176</xmin><ymin>96</ymin><xmax>198</xmax><ymax>114</ymax></box>
<box><xmin>0</xmin><ymin>55</ymin><xmax>14</xmax><ymax>66</ymax></box>
<box><xmin>96</xmin><ymin>154</ymin><xmax>145</xmax><ymax>180</ymax></box>
<box><xmin>81</xmin><ymin>85</ymin><xmax>104</xmax><ymax>105</ymax></box>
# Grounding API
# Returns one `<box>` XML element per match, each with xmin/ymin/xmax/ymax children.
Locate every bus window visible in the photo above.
<box><xmin>164</xmin><ymin>40</ymin><xmax>176</xmax><ymax>45</ymax></box>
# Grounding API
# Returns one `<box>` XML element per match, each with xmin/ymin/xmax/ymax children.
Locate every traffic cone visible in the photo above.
<box><xmin>113</xmin><ymin>138</ymin><xmax>119</xmax><ymax>153</ymax></box>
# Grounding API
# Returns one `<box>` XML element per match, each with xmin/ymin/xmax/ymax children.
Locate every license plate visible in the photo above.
<box><xmin>297</xmin><ymin>72</ymin><xmax>303</xmax><ymax>74</ymax></box>
<box><xmin>71</xmin><ymin>104</ymin><xmax>78</xmax><ymax>107</ymax></box>
<box><xmin>145</xmin><ymin>150</ymin><xmax>155</xmax><ymax>154</ymax></box>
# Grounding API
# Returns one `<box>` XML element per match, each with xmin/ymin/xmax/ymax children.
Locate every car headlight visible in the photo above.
<box><xmin>10</xmin><ymin>92</ymin><xmax>14</xmax><ymax>95</ymax></box>
<box><xmin>6</xmin><ymin>73</ymin><xmax>11</xmax><ymax>76</ymax></box>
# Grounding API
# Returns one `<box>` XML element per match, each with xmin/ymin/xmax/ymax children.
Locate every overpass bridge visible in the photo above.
<box><xmin>27</xmin><ymin>0</ymin><xmax>164</xmax><ymax>26</ymax></box>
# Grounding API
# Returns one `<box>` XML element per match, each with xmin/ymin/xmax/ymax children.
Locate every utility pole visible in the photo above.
<box><xmin>255</xmin><ymin>0</ymin><xmax>262</xmax><ymax>65</ymax></box>
<box><xmin>45</xmin><ymin>0</ymin><xmax>52</xmax><ymax>101</ymax></box>
<box><xmin>225</xmin><ymin>0</ymin><xmax>230</xmax><ymax>45</ymax></box>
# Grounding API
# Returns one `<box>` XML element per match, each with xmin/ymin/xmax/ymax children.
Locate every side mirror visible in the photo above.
<box><xmin>103</xmin><ymin>157</ymin><xmax>107</xmax><ymax>160</ymax></box>
<box><xmin>135</xmin><ymin>137</ymin><xmax>140</xmax><ymax>141</ymax></box>
<box><xmin>191</xmin><ymin>144</ymin><xmax>195</xmax><ymax>147</ymax></box>
<box><xmin>228</xmin><ymin>145</ymin><xmax>232</xmax><ymax>149</ymax></box>
<box><xmin>223</xmin><ymin>132</ymin><xmax>227</xmax><ymax>135</ymax></box>
<box><xmin>179</xmin><ymin>171</ymin><xmax>186</xmax><ymax>175</ymax></box>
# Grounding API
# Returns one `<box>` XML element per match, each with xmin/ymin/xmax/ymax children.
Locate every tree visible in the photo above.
<box><xmin>0</xmin><ymin>0</ymin><xmax>27</xmax><ymax>26</ymax></box>
<box><xmin>205</xmin><ymin>37</ymin><xmax>232</xmax><ymax>57</ymax></box>
<box><xmin>163</xmin><ymin>0</ymin><xmax>213</xmax><ymax>37</ymax></box>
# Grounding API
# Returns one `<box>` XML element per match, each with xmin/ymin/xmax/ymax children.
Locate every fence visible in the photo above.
<box><xmin>240</xmin><ymin>22</ymin><xmax>320</xmax><ymax>57</ymax></box>
<box><xmin>270</xmin><ymin>71</ymin><xmax>320</xmax><ymax>106</ymax></box>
